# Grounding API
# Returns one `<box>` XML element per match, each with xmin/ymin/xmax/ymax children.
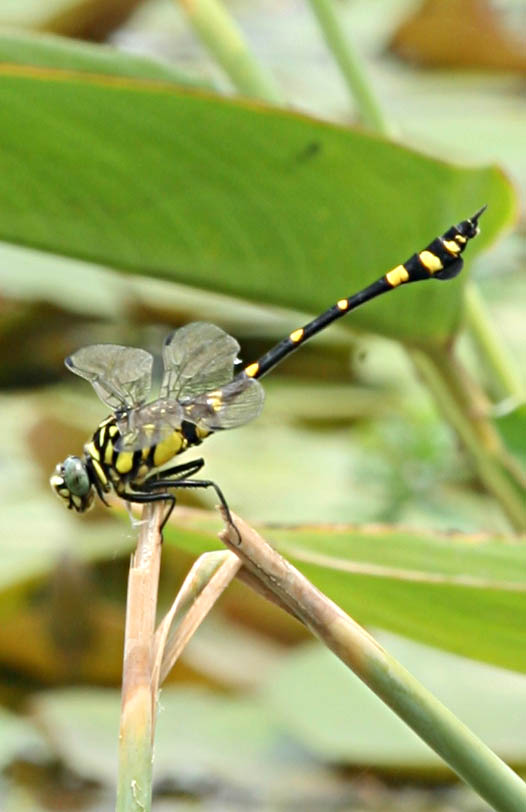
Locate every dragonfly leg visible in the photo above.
<box><xmin>119</xmin><ymin>489</ymin><xmax>176</xmax><ymax>532</ymax></box>
<box><xmin>146</xmin><ymin>458</ymin><xmax>205</xmax><ymax>483</ymax></box>
<box><xmin>121</xmin><ymin>459</ymin><xmax>206</xmax><ymax>533</ymax></box>
<box><xmin>141</xmin><ymin>476</ymin><xmax>240</xmax><ymax>542</ymax></box>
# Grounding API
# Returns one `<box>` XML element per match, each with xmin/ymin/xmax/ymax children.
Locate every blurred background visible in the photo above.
<box><xmin>0</xmin><ymin>1</ymin><xmax>525</xmax><ymax>809</ymax></box>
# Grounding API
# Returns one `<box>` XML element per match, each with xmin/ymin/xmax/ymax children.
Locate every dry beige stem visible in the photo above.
<box><xmin>117</xmin><ymin>502</ymin><xmax>165</xmax><ymax>809</ymax></box>
<box><xmin>152</xmin><ymin>550</ymin><xmax>241</xmax><ymax>692</ymax></box>
<box><xmin>120</xmin><ymin>502</ymin><xmax>164</xmax><ymax>743</ymax></box>
<box><xmin>218</xmin><ymin>509</ymin><xmax>376</xmax><ymax>666</ymax></box>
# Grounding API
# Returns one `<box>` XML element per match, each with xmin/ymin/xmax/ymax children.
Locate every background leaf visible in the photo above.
<box><xmin>265</xmin><ymin>632</ymin><xmax>526</xmax><ymax>769</ymax></box>
<box><xmin>0</xmin><ymin>30</ymin><xmax>208</xmax><ymax>85</ymax></box>
<box><xmin>0</xmin><ymin>37</ymin><xmax>516</xmax><ymax>344</ymax></box>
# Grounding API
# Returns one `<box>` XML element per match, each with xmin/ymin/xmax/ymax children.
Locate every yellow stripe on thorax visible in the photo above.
<box><xmin>86</xmin><ymin>439</ymin><xmax>110</xmax><ymax>485</ymax></box>
<box><xmin>91</xmin><ymin>457</ymin><xmax>108</xmax><ymax>486</ymax></box>
<box><xmin>104</xmin><ymin>439</ymin><xmax>115</xmax><ymax>465</ymax></box>
<box><xmin>97</xmin><ymin>424</ymin><xmax>107</xmax><ymax>447</ymax></box>
<box><xmin>104</xmin><ymin>424</ymin><xmax>120</xmax><ymax>464</ymax></box>
<box><xmin>85</xmin><ymin>440</ymin><xmax>99</xmax><ymax>460</ymax></box>
<box><xmin>115</xmin><ymin>451</ymin><xmax>134</xmax><ymax>474</ymax></box>
<box><xmin>152</xmin><ymin>430</ymin><xmax>185</xmax><ymax>468</ymax></box>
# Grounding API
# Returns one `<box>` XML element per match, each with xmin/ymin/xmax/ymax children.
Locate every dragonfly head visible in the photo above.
<box><xmin>50</xmin><ymin>455</ymin><xmax>95</xmax><ymax>513</ymax></box>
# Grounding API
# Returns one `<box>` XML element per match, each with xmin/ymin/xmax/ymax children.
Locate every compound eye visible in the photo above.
<box><xmin>62</xmin><ymin>456</ymin><xmax>90</xmax><ymax>497</ymax></box>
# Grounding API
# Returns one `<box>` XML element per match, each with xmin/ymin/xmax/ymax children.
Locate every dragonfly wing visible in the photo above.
<box><xmin>161</xmin><ymin>322</ymin><xmax>241</xmax><ymax>401</ymax></box>
<box><xmin>114</xmin><ymin>399</ymin><xmax>185</xmax><ymax>452</ymax></box>
<box><xmin>66</xmin><ymin>344</ymin><xmax>153</xmax><ymax>412</ymax></box>
<box><xmin>182</xmin><ymin>373</ymin><xmax>265</xmax><ymax>431</ymax></box>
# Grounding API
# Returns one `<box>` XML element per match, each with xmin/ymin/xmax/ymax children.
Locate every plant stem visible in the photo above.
<box><xmin>219</xmin><ymin>511</ymin><xmax>526</xmax><ymax>812</ymax></box>
<box><xmin>116</xmin><ymin>503</ymin><xmax>164</xmax><ymax>812</ymax></box>
<box><xmin>464</xmin><ymin>280</ymin><xmax>525</xmax><ymax>400</ymax></box>
<box><xmin>153</xmin><ymin>550</ymin><xmax>241</xmax><ymax>689</ymax></box>
<box><xmin>173</xmin><ymin>0</ymin><xmax>284</xmax><ymax>103</ymax></box>
<box><xmin>410</xmin><ymin>346</ymin><xmax>526</xmax><ymax>532</ymax></box>
<box><xmin>307</xmin><ymin>0</ymin><xmax>392</xmax><ymax>134</ymax></box>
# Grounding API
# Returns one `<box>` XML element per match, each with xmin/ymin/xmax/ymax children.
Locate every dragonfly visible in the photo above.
<box><xmin>50</xmin><ymin>207</ymin><xmax>485</xmax><ymax>530</ymax></box>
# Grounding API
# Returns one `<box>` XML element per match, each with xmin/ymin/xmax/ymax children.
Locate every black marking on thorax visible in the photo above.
<box><xmin>181</xmin><ymin>420</ymin><xmax>203</xmax><ymax>447</ymax></box>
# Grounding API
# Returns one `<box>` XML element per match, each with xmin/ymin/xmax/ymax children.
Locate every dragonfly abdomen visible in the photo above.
<box><xmin>242</xmin><ymin>209</ymin><xmax>484</xmax><ymax>382</ymax></box>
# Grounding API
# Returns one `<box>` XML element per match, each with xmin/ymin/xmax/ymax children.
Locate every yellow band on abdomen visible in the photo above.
<box><xmin>385</xmin><ymin>265</ymin><xmax>409</xmax><ymax>287</ymax></box>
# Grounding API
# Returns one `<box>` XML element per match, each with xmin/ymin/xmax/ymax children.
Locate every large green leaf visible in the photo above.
<box><xmin>274</xmin><ymin>525</ymin><xmax>526</xmax><ymax>674</ymax></box>
<box><xmin>0</xmin><ymin>34</ymin><xmax>515</xmax><ymax>343</ymax></box>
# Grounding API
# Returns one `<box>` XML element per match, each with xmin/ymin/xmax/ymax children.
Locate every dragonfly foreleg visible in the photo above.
<box><xmin>118</xmin><ymin>489</ymin><xmax>176</xmax><ymax>532</ymax></box>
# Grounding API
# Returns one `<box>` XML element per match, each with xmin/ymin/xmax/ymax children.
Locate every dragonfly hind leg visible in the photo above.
<box><xmin>141</xmin><ymin>473</ymin><xmax>240</xmax><ymax>541</ymax></box>
<box><xmin>120</xmin><ymin>459</ymin><xmax>206</xmax><ymax>532</ymax></box>
<box><xmin>146</xmin><ymin>458</ymin><xmax>205</xmax><ymax>483</ymax></box>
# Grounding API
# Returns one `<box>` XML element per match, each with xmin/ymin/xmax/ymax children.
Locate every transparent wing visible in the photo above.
<box><xmin>115</xmin><ymin>374</ymin><xmax>264</xmax><ymax>452</ymax></box>
<box><xmin>161</xmin><ymin>322</ymin><xmax>241</xmax><ymax>401</ymax></box>
<box><xmin>114</xmin><ymin>399</ymin><xmax>185</xmax><ymax>453</ymax></box>
<box><xmin>182</xmin><ymin>373</ymin><xmax>265</xmax><ymax>431</ymax></box>
<box><xmin>65</xmin><ymin>344</ymin><xmax>153</xmax><ymax>412</ymax></box>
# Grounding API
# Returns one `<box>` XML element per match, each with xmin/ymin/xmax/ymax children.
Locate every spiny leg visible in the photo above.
<box><xmin>138</xmin><ymin>458</ymin><xmax>206</xmax><ymax>532</ymax></box>
<box><xmin>120</xmin><ymin>460</ymin><xmax>206</xmax><ymax>532</ymax></box>
<box><xmin>145</xmin><ymin>458</ymin><xmax>205</xmax><ymax>483</ymax></box>
<box><xmin>142</xmin><ymin>476</ymin><xmax>240</xmax><ymax>542</ymax></box>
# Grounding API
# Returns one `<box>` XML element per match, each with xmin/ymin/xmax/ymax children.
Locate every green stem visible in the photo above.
<box><xmin>338</xmin><ymin>619</ymin><xmax>526</xmax><ymax>812</ymax></box>
<box><xmin>116</xmin><ymin>687</ymin><xmax>153</xmax><ymax>812</ymax></box>
<box><xmin>410</xmin><ymin>346</ymin><xmax>525</xmax><ymax>532</ymax></box>
<box><xmin>307</xmin><ymin>0</ymin><xmax>392</xmax><ymax>134</ymax></box>
<box><xmin>173</xmin><ymin>0</ymin><xmax>284</xmax><ymax>103</ymax></box>
<box><xmin>464</xmin><ymin>280</ymin><xmax>525</xmax><ymax>400</ymax></box>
